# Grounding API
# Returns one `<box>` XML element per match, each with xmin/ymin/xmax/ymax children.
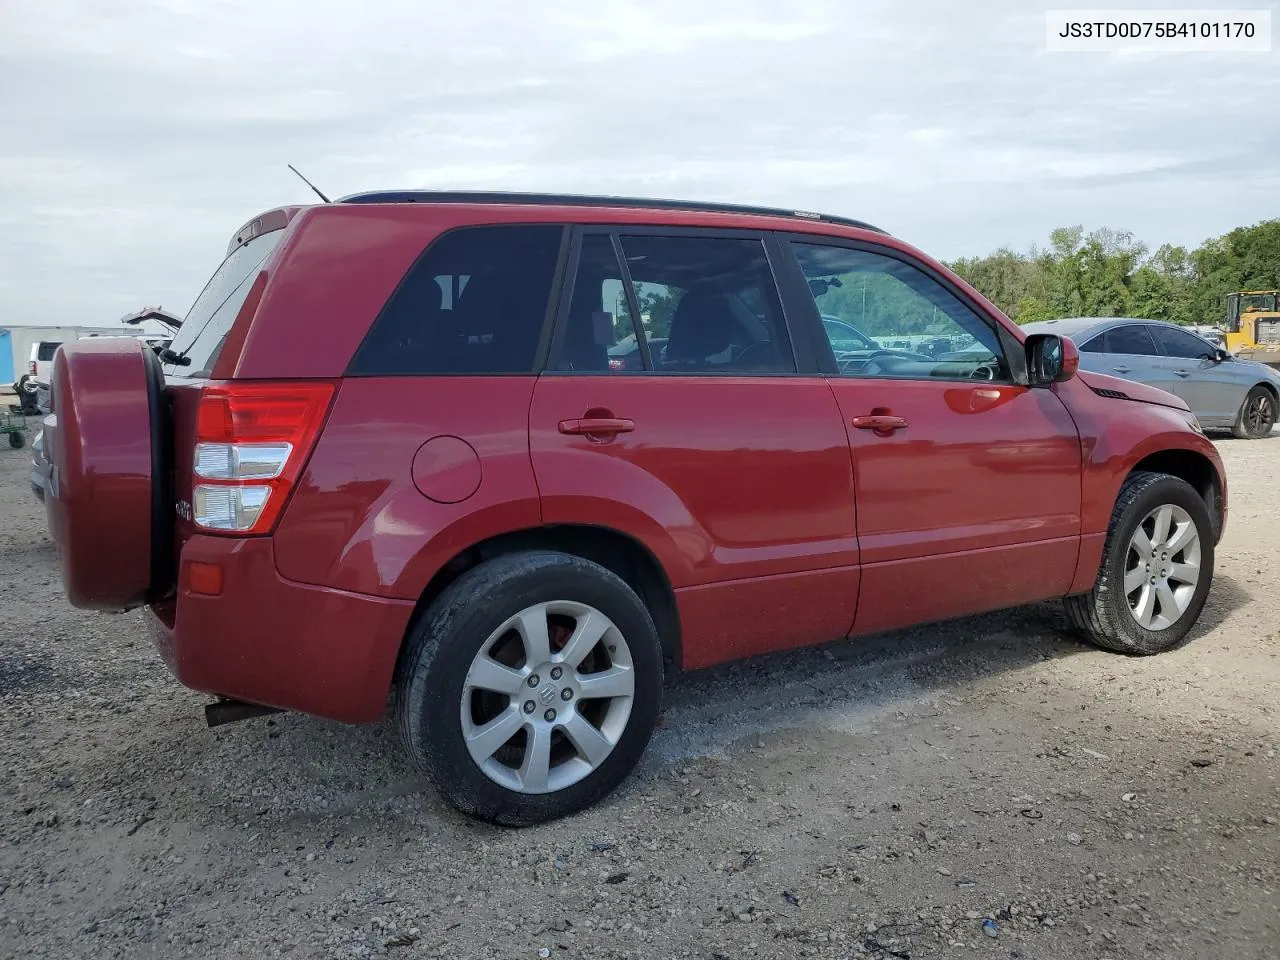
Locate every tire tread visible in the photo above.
<box><xmin>1064</xmin><ymin>470</ymin><xmax>1212</xmax><ymax>655</ymax></box>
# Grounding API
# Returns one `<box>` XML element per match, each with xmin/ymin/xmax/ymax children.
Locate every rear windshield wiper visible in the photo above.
<box><xmin>159</xmin><ymin>348</ymin><xmax>191</xmax><ymax>367</ymax></box>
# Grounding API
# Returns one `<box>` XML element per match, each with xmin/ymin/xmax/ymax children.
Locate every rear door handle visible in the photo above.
<box><xmin>1113</xmin><ymin>365</ymin><xmax>1130</xmax><ymax>374</ymax></box>
<box><xmin>558</xmin><ymin>417</ymin><xmax>635</xmax><ymax>436</ymax></box>
<box><xmin>1174</xmin><ymin>369</ymin><xmax>1192</xmax><ymax>378</ymax></box>
<box><xmin>851</xmin><ymin>414</ymin><xmax>909</xmax><ymax>433</ymax></box>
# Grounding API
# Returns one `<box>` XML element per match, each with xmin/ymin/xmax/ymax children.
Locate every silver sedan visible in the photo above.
<box><xmin>1022</xmin><ymin>316</ymin><xmax>1280</xmax><ymax>439</ymax></box>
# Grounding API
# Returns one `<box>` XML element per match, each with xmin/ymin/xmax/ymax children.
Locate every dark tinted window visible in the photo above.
<box><xmin>1079</xmin><ymin>333</ymin><xmax>1107</xmax><ymax>353</ymax></box>
<box><xmin>616</xmin><ymin>235</ymin><xmax>794</xmax><ymax>374</ymax></box>
<box><xmin>351</xmin><ymin>225</ymin><xmax>564</xmax><ymax>375</ymax></box>
<box><xmin>37</xmin><ymin>342</ymin><xmax>61</xmax><ymax>361</ymax></box>
<box><xmin>552</xmin><ymin>235</ymin><xmax>642</xmax><ymax>372</ymax></box>
<box><xmin>162</xmin><ymin>228</ymin><xmax>285</xmax><ymax>376</ymax></box>
<box><xmin>1151</xmin><ymin>325</ymin><xmax>1216</xmax><ymax>360</ymax></box>
<box><xmin>1103</xmin><ymin>324</ymin><xmax>1160</xmax><ymax>356</ymax></box>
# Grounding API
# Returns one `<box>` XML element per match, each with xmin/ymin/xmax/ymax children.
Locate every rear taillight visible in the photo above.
<box><xmin>191</xmin><ymin>381</ymin><xmax>334</xmax><ymax>535</ymax></box>
<box><xmin>28</xmin><ymin>360</ymin><xmax>37</xmax><ymax>376</ymax></box>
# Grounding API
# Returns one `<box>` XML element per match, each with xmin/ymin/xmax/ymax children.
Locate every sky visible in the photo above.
<box><xmin>1</xmin><ymin>0</ymin><xmax>1278</xmax><ymax>327</ymax></box>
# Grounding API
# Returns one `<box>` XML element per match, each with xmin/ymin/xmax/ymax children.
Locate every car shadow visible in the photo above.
<box><xmin>177</xmin><ymin>576</ymin><xmax>1253</xmax><ymax>831</ymax></box>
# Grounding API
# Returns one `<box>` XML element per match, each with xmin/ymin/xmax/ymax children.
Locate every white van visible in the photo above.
<box><xmin>26</xmin><ymin>339</ymin><xmax>64</xmax><ymax>382</ymax></box>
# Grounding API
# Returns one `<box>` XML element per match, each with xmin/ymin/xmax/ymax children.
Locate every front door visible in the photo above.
<box><xmin>530</xmin><ymin>230</ymin><xmax>859</xmax><ymax>669</ymax></box>
<box><xmin>779</xmin><ymin>238</ymin><xmax>1083</xmax><ymax>635</ymax></box>
<box><xmin>1148</xmin><ymin>322</ymin><xmax>1243</xmax><ymax>426</ymax></box>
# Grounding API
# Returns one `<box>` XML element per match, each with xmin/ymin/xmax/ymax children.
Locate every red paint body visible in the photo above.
<box><xmin>42</xmin><ymin>198</ymin><xmax>1228</xmax><ymax>723</ymax></box>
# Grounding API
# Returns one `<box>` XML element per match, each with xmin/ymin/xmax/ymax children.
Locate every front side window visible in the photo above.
<box><xmin>1151</xmin><ymin>325</ymin><xmax>1216</xmax><ymax>360</ymax></box>
<box><xmin>351</xmin><ymin>224</ymin><xmax>564</xmax><ymax>375</ymax></box>
<box><xmin>1102</xmin><ymin>325</ymin><xmax>1160</xmax><ymax>356</ymax></box>
<box><xmin>791</xmin><ymin>242</ymin><xmax>1007</xmax><ymax>381</ymax></box>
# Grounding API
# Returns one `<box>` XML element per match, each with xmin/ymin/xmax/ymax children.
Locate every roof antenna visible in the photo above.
<box><xmin>287</xmin><ymin>163</ymin><xmax>331</xmax><ymax>203</ymax></box>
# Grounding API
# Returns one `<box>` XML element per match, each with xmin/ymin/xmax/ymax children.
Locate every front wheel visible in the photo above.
<box><xmin>8</xmin><ymin>431</ymin><xmax>24</xmax><ymax>449</ymax></box>
<box><xmin>1232</xmin><ymin>385</ymin><xmax>1276</xmax><ymax>439</ymax></box>
<box><xmin>1064</xmin><ymin>471</ymin><xmax>1214</xmax><ymax>655</ymax></box>
<box><xmin>393</xmin><ymin>551</ymin><xmax>663</xmax><ymax>826</ymax></box>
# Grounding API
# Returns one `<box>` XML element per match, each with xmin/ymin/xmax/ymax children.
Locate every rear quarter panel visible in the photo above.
<box><xmin>271</xmin><ymin>377</ymin><xmax>544</xmax><ymax>599</ymax></box>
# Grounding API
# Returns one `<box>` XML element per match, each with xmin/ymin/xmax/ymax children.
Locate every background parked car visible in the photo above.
<box><xmin>1022</xmin><ymin>316</ymin><xmax>1280</xmax><ymax>438</ymax></box>
<box><xmin>29</xmin><ymin>334</ymin><xmax>171</xmax><ymax>415</ymax></box>
<box><xmin>607</xmin><ymin>336</ymin><xmax>667</xmax><ymax>371</ymax></box>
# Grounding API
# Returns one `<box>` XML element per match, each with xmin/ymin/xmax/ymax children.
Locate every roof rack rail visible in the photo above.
<box><xmin>336</xmin><ymin>190</ymin><xmax>887</xmax><ymax>234</ymax></box>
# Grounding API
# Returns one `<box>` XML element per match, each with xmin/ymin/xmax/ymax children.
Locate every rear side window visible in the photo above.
<box><xmin>350</xmin><ymin>225</ymin><xmax>565</xmax><ymax>375</ymax></box>
<box><xmin>620</xmin><ymin>235</ymin><xmax>795</xmax><ymax>374</ymax></box>
<box><xmin>162</xmin><ymin>228</ymin><xmax>285</xmax><ymax>376</ymax></box>
<box><xmin>1102</xmin><ymin>324</ymin><xmax>1159</xmax><ymax>356</ymax></box>
<box><xmin>552</xmin><ymin>232</ymin><xmax>794</xmax><ymax>374</ymax></box>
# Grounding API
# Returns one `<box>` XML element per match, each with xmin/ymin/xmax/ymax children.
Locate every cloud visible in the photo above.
<box><xmin>1</xmin><ymin>0</ymin><xmax>1277</xmax><ymax>325</ymax></box>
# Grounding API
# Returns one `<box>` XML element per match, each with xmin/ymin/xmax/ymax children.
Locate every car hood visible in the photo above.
<box><xmin>1075</xmin><ymin>369</ymin><xmax>1191</xmax><ymax>412</ymax></box>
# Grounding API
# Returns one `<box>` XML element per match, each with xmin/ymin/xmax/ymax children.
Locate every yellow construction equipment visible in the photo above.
<box><xmin>1223</xmin><ymin>290</ymin><xmax>1280</xmax><ymax>368</ymax></box>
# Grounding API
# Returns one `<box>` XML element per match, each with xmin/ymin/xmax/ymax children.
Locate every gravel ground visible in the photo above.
<box><xmin>1</xmin><ymin>427</ymin><xmax>1277</xmax><ymax>960</ymax></box>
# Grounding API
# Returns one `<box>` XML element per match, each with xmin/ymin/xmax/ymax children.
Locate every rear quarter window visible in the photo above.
<box><xmin>37</xmin><ymin>342</ymin><xmax>61</xmax><ymax>361</ymax></box>
<box><xmin>348</xmin><ymin>224</ymin><xmax>565</xmax><ymax>375</ymax></box>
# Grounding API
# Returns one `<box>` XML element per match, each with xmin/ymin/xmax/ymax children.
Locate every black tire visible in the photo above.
<box><xmin>14</xmin><ymin>376</ymin><xmax>40</xmax><ymax>415</ymax></box>
<box><xmin>392</xmin><ymin>550</ymin><xmax>664</xmax><ymax>827</ymax></box>
<box><xmin>1064</xmin><ymin>471</ymin><xmax>1214</xmax><ymax>655</ymax></box>
<box><xmin>8</xmin><ymin>431</ymin><xmax>23</xmax><ymax>449</ymax></box>
<box><xmin>1231</xmin><ymin>384</ymin><xmax>1277</xmax><ymax>439</ymax></box>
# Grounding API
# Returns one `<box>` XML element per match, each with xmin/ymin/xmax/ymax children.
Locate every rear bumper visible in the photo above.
<box><xmin>145</xmin><ymin>535</ymin><xmax>415</xmax><ymax>723</ymax></box>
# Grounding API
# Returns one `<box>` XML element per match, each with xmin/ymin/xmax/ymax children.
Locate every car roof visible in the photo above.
<box><xmin>1020</xmin><ymin>316</ymin><xmax>1170</xmax><ymax>339</ymax></box>
<box><xmin>337</xmin><ymin>190</ymin><xmax>888</xmax><ymax>235</ymax></box>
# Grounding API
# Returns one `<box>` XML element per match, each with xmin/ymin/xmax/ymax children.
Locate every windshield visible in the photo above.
<box><xmin>162</xmin><ymin>228</ymin><xmax>285</xmax><ymax>377</ymax></box>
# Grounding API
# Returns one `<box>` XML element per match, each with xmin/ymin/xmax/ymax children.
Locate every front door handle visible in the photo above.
<box><xmin>1174</xmin><ymin>369</ymin><xmax>1191</xmax><ymax>378</ymax></box>
<box><xmin>558</xmin><ymin>417</ymin><xmax>635</xmax><ymax>437</ymax></box>
<box><xmin>1113</xmin><ymin>365</ymin><xmax>1131</xmax><ymax>374</ymax></box>
<box><xmin>851</xmin><ymin>414</ymin><xmax>909</xmax><ymax>434</ymax></box>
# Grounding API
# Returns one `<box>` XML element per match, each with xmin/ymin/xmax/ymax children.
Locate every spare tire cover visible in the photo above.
<box><xmin>45</xmin><ymin>337</ymin><xmax>169</xmax><ymax>611</ymax></box>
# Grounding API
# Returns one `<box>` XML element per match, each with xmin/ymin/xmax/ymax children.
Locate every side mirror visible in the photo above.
<box><xmin>1213</xmin><ymin>348</ymin><xmax>1230</xmax><ymax>363</ymax></box>
<box><xmin>1025</xmin><ymin>333</ymin><xmax>1078</xmax><ymax>386</ymax></box>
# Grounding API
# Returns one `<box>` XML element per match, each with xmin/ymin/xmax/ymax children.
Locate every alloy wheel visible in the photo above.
<box><xmin>1123</xmin><ymin>503</ymin><xmax>1201</xmax><ymax>631</ymax></box>
<box><xmin>460</xmin><ymin>601</ymin><xmax>635</xmax><ymax>794</ymax></box>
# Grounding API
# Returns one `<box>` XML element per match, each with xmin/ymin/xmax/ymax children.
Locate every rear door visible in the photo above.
<box><xmin>776</xmin><ymin>236</ymin><xmax>1082</xmax><ymax>635</ymax></box>
<box><xmin>529</xmin><ymin>228</ymin><xmax>858</xmax><ymax>669</ymax></box>
<box><xmin>1078</xmin><ymin>323</ymin><xmax>1164</xmax><ymax>386</ymax></box>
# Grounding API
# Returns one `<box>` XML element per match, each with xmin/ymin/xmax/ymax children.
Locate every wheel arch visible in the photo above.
<box><xmin>1127</xmin><ymin>447</ymin><xmax>1224</xmax><ymax>543</ymax></box>
<box><xmin>399</xmin><ymin>524</ymin><xmax>683</xmax><ymax>673</ymax></box>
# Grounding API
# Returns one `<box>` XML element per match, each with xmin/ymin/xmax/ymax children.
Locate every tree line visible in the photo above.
<box><xmin>947</xmin><ymin>218</ymin><xmax>1280</xmax><ymax>327</ymax></box>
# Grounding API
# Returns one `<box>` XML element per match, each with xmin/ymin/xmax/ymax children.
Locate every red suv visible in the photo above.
<box><xmin>43</xmin><ymin>192</ymin><xmax>1226</xmax><ymax>825</ymax></box>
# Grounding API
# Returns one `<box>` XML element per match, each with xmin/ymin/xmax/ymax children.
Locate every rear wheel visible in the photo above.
<box><xmin>393</xmin><ymin>551</ymin><xmax>663</xmax><ymax>826</ymax></box>
<box><xmin>8</xmin><ymin>431</ymin><xmax>24</xmax><ymax>449</ymax></box>
<box><xmin>1232</xmin><ymin>385</ymin><xmax>1276</xmax><ymax>439</ymax></box>
<box><xmin>1065</xmin><ymin>471</ymin><xmax>1214</xmax><ymax>655</ymax></box>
